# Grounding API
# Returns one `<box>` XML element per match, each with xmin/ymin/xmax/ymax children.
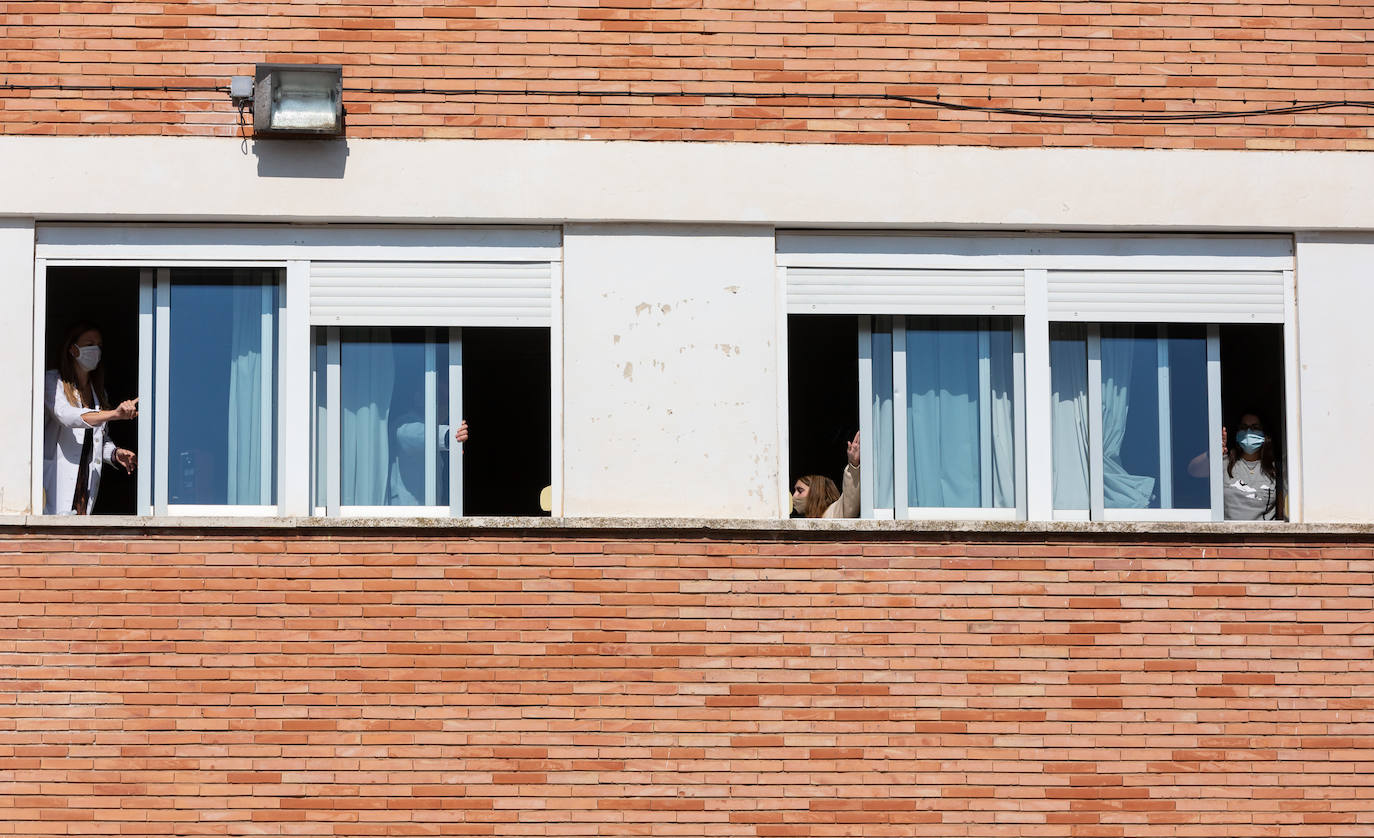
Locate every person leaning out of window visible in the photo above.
<box><xmin>1188</xmin><ymin>412</ymin><xmax>1281</xmax><ymax>520</ymax></box>
<box><xmin>791</xmin><ymin>431</ymin><xmax>861</xmax><ymax>518</ymax></box>
<box><xmin>43</xmin><ymin>323</ymin><xmax>138</xmax><ymax>515</ymax></box>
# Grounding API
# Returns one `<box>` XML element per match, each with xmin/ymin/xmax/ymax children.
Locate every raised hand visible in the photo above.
<box><xmin>846</xmin><ymin>430</ymin><xmax>860</xmax><ymax>468</ymax></box>
<box><xmin>454</xmin><ymin>420</ymin><xmax>469</xmax><ymax>444</ymax></box>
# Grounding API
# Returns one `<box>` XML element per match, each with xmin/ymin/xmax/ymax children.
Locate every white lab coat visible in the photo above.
<box><xmin>42</xmin><ymin>370</ymin><xmax>117</xmax><ymax>515</ymax></box>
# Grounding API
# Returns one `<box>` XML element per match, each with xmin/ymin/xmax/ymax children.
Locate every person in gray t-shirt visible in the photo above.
<box><xmin>1189</xmin><ymin>412</ymin><xmax>1282</xmax><ymax>520</ymax></box>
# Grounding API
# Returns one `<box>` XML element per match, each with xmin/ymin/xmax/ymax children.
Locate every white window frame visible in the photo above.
<box><xmin>858</xmin><ymin>314</ymin><xmax>1026</xmax><ymax>522</ymax></box>
<box><xmin>316</xmin><ymin>325</ymin><xmax>465</xmax><ymax>518</ymax></box>
<box><xmin>32</xmin><ymin>224</ymin><xmax>562</xmax><ymax>518</ymax></box>
<box><xmin>152</xmin><ymin>265</ymin><xmax>283</xmax><ymax>517</ymax></box>
<box><xmin>777</xmin><ymin>232</ymin><xmax>1299</xmax><ymax>523</ymax></box>
<box><xmin>35</xmin><ymin>258</ymin><xmax>288</xmax><ymax>518</ymax></box>
<box><xmin>1053</xmin><ymin>322</ymin><xmax>1223</xmax><ymax>523</ymax></box>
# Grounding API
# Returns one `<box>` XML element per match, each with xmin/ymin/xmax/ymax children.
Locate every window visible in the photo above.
<box><xmin>1051</xmin><ymin>323</ymin><xmax>1216</xmax><ymax>520</ymax></box>
<box><xmin>787</xmin><ymin>313</ymin><xmax>1025</xmax><ymax>521</ymax></box>
<box><xmin>865</xmin><ymin>315</ymin><xmax>1024</xmax><ymax>519</ymax></box>
<box><xmin>44</xmin><ymin>267</ymin><xmax>141</xmax><ymax>514</ymax></box>
<box><xmin>35</xmin><ymin>224</ymin><xmax>562</xmax><ymax>518</ymax></box>
<box><xmin>314</xmin><ymin>327</ymin><xmax>452</xmax><ymax>514</ymax></box>
<box><xmin>165</xmin><ymin>269</ymin><xmax>280</xmax><ymax>508</ymax></box>
<box><xmin>780</xmin><ymin>232</ymin><xmax>1295</xmax><ymax>523</ymax></box>
<box><xmin>311</xmin><ymin>325</ymin><xmax>553</xmax><ymax>517</ymax></box>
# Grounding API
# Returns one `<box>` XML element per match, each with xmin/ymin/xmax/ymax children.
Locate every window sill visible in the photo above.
<box><xmin>1</xmin><ymin>514</ymin><xmax>1370</xmax><ymax>537</ymax></box>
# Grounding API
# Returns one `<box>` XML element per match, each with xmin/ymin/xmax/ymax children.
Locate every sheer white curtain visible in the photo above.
<box><xmin>1050</xmin><ymin>331</ymin><xmax>1090</xmax><ymax>510</ymax></box>
<box><xmin>340</xmin><ymin>329</ymin><xmax>396</xmax><ymax>506</ymax></box>
<box><xmin>226</xmin><ymin>275</ymin><xmax>273</xmax><ymax>505</ymax></box>
<box><xmin>871</xmin><ymin>324</ymin><xmax>894</xmax><ymax>510</ymax></box>
<box><xmin>988</xmin><ymin>328</ymin><xmax>1016</xmax><ymax>508</ymax></box>
<box><xmin>1101</xmin><ymin>330</ymin><xmax>1155</xmax><ymax>508</ymax></box>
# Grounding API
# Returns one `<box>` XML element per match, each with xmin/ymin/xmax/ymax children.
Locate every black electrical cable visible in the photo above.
<box><xmin>353</xmin><ymin>86</ymin><xmax>1374</xmax><ymax>123</ymax></box>
<box><xmin>3</xmin><ymin>80</ymin><xmax>1372</xmax><ymax>124</ymax></box>
<box><xmin>0</xmin><ymin>83</ymin><xmax>230</xmax><ymax>94</ymax></box>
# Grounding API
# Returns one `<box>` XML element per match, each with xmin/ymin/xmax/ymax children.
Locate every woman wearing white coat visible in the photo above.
<box><xmin>43</xmin><ymin>323</ymin><xmax>138</xmax><ymax>515</ymax></box>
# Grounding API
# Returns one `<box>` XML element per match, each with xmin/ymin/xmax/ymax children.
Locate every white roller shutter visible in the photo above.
<box><xmin>1047</xmin><ymin>270</ymin><xmax>1286</xmax><ymax>323</ymax></box>
<box><xmin>785</xmin><ymin>267</ymin><xmax>1024</xmax><ymax>315</ymax></box>
<box><xmin>310</xmin><ymin>261</ymin><xmax>553</xmax><ymax>327</ymax></box>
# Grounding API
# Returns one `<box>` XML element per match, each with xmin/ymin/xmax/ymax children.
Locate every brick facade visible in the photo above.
<box><xmin>2</xmin><ymin>1</ymin><xmax>1373</xmax><ymax>148</ymax></box>
<box><xmin>1</xmin><ymin>529</ymin><xmax>1370</xmax><ymax>836</ymax></box>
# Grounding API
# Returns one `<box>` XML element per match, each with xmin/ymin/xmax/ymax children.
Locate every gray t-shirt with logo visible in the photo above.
<box><xmin>1223</xmin><ymin>458</ymin><xmax>1277</xmax><ymax>520</ymax></box>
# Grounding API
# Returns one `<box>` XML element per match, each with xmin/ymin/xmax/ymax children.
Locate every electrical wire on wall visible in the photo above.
<box><xmin>2</xmin><ymin>80</ymin><xmax>1372</xmax><ymax>124</ymax></box>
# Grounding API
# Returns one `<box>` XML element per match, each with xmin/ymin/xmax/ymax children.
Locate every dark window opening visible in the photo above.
<box><xmin>45</xmin><ymin>267</ymin><xmax>140</xmax><ymax>515</ymax></box>
<box><xmin>461</xmin><ymin>328</ymin><xmax>552</xmax><ymax>516</ymax></box>
<box><xmin>787</xmin><ymin>315</ymin><xmax>858</xmax><ymax>516</ymax></box>
<box><xmin>1220</xmin><ymin>323</ymin><xmax>1287</xmax><ymax>518</ymax></box>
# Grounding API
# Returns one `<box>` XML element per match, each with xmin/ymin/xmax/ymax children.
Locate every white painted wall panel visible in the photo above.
<box><xmin>0</xmin><ymin>221</ymin><xmax>35</xmax><ymax>513</ymax></box>
<box><xmin>1293</xmin><ymin>234</ymin><xmax>1374</xmax><ymax>523</ymax></box>
<box><xmin>562</xmin><ymin>224</ymin><xmax>780</xmax><ymax>517</ymax></box>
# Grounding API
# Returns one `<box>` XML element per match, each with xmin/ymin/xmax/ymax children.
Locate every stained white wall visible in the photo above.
<box><xmin>1294</xmin><ymin>234</ymin><xmax>1374</xmax><ymax>522</ymax></box>
<box><xmin>0</xmin><ymin>221</ymin><xmax>34</xmax><ymax>513</ymax></box>
<box><xmin>561</xmin><ymin>224</ymin><xmax>781</xmax><ymax>517</ymax></box>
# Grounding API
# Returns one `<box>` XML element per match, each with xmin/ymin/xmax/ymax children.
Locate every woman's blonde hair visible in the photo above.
<box><xmin>798</xmin><ymin>474</ymin><xmax>840</xmax><ymax>518</ymax></box>
<box><xmin>56</xmin><ymin>321</ymin><xmax>107</xmax><ymax>410</ymax></box>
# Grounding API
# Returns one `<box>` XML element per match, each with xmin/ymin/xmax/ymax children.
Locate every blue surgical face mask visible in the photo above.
<box><xmin>1237</xmin><ymin>429</ymin><xmax>1265</xmax><ymax>454</ymax></box>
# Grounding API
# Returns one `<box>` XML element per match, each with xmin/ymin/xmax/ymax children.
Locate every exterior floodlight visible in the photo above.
<box><xmin>251</xmin><ymin>63</ymin><xmax>345</xmax><ymax>137</ymax></box>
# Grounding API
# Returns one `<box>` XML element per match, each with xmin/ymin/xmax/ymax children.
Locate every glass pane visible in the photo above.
<box><xmin>1168</xmin><ymin>327</ymin><xmax>1210</xmax><ymax>509</ymax></box>
<box><xmin>871</xmin><ymin>319</ymin><xmax>894</xmax><ymax>511</ymax></box>
<box><xmin>312</xmin><ymin>330</ymin><xmax>326</xmax><ymax>511</ymax></box>
<box><xmin>1050</xmin><ymin>324</ymin><xmax>1089</xmax><ymax>510</ymax></box>
<box><xmin>339</xmin><ymin>328</ymin><xmax>449</xmax><ymax>507</ymax></box>
<box><xmin>904</xmin><ymin>316</ymin><xmax>1016</xmax><ymax>508</ymax></box>
<box><xmin>1101</xmin><ymin>324</ymin><xmax>1160</xmax><ymax>509</ymax></box>
<box><xmin>168</xmin><ymin>269</ymin><xmax>278</xmax><ymax>506</ymax></box>
<box><xmin>988</xmin><ymin>327</ymin><xmax>1017</xmax><ymax>508</ymax></box>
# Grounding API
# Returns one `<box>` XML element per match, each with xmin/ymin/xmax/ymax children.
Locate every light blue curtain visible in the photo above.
<box><xmin>312</xmin><ymin>335</ymin><xmax>327</xmax><ymax>510</ymax></box>
<box><xmin>340</xmin><ymin>329</ymin><xmax>395</xmax><ymax>506</ymax></box>
<box><xmin>871</xmin><ymin>322</ymin><xmax>894</xmax><ymax>510</ymax></box>
<box><xmin>226</xmin><ymin>276</ymin><xmax>273</xmax><ymax>505</ymax></box>
<box><xmin>1101</xmin><ymin>329</ymin><xmax>1156</xmax><ymax>508</ymax></box>
<box><xmin>386</xmin><ymin>339</ymin><xmax>447</xmax><ymax>508</ymax></box>
<box><xmin>988</xmin><ymin>328</ymin><xmax>1016</xmax><ymax>508</ymax></box>
<box><xmin>906</xmin><ymin>322</ymin><xmax>980</xmax><ymax>507</ymax></box>
<box><xmin>1050</xmin><ymin>329</ymin><xmax>1090</xmax><ymax>510</ymax></box>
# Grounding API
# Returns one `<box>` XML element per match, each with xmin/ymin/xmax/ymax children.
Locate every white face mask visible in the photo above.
<box><xmin>74</xmin><ymin>345</ymin><xmax>102</xmax><ymax>372</ymax></box>
<box><xmin>792</xmin><ymin>493</ymin><xmax>806</xmax><ymax>514</ymax></box>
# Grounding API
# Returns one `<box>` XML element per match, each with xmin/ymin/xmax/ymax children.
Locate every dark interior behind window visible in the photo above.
<box><xmin>46</xmin><ymin>267</ymin><xmax>139</xmax><ymax>515</ymax></box>
<box><xmin>787</xmin><ymin>315</ymin><xmax>859</xmax><ymax>510</ymax></box>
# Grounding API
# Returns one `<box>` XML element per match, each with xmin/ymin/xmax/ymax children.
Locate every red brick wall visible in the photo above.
<box><xmin>2</xmin><ymin>2</ymin><xmax>1372</xmax><ymax>149</ymax></box>
<box><xmin>1</xmin><ymin>530</ymin><xmax>1371</xmax><ymax>837</ymax></box>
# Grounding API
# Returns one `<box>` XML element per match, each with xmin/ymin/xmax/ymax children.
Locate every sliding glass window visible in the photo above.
<box><xmin>863</xmin><ymin>315</ymin><xmax>1024</xmax><ymax>519</ymax></box>
<box><xmin>144</xmin><ymin>268</ymin><xmax>282</xmax><ymax>514</ymax></box>
<box><xmin>1051</xmin><ymin>323</ymin><xmax>1219</xmax><ymax>521</ymax></box>
<box><xmin>314</xmin><ymin>327</ymin><xmax>462</xmax><ymax>516</ymax></box>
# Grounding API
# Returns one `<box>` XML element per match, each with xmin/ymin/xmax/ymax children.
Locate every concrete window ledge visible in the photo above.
<box><xmin>0</xmin><ymin>515</ymin><xmax>1371</xmax><ymax>538</ymax></box>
